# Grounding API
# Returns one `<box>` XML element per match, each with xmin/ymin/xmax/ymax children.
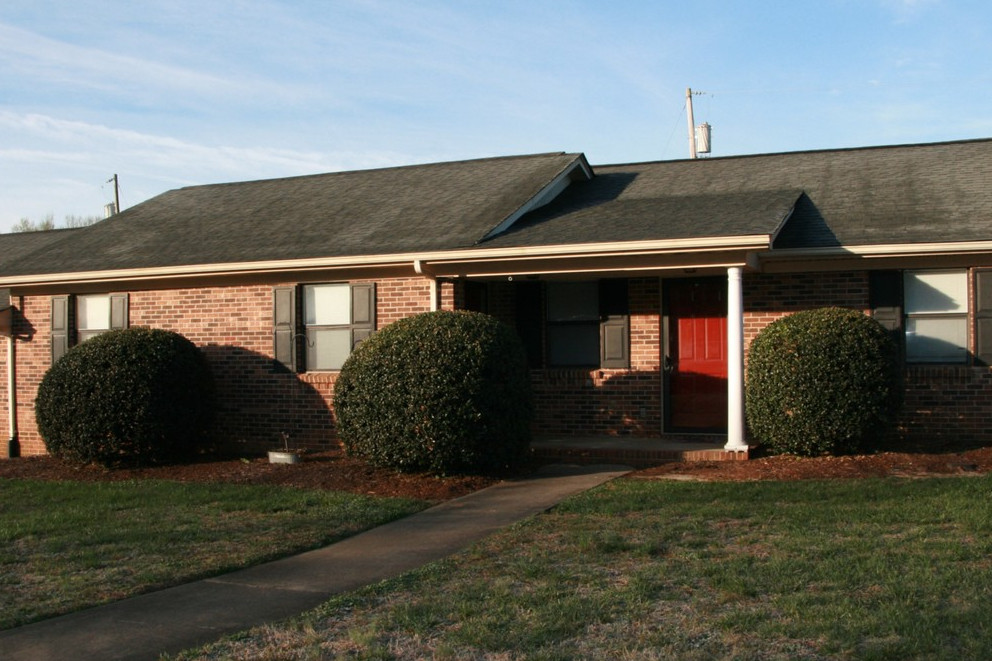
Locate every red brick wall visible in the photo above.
<box><xmin>743</xmin><ymin>269</ymin><xmax>992</xmax><ymax>450</ymax></box>
<box><xmin>529</xmin><ymin>278</ymin><xmax>662</xmax><ymax>437</ymax></box>
<box><xmin>896</xmin><ymin>366</ymin><xmax>992</xmax><ymax>450</ymax></box>
<box><xmin>9</xmin><ymin>268</ymin><xmax>992</xmax><ymax>457</ymax></box>
<box><xmin>10</xmin><ymin>296</ymin><xmax>53</xmax><ymax>456</ymax></box>
<box><xmin>743</xmin><ymin>271</ymin><xmax>871</xmax><ymax>349</ymax></box>
<box><xmin>12</xmin><ymin>277</ymin><xmax>434</xmax><ymax>456</ymax></box>
<box><xmin>0</xmin><ymin>338</ymin><xmax>6</xmax><ymax>457</ymax></box>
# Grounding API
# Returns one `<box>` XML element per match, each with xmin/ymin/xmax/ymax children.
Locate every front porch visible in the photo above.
<box><xmin>531</xmin><ymin>435</ymin><xmax>751</xmax><ymax>468</ymax></box>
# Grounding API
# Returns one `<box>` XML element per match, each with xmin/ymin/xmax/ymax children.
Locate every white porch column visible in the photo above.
<box><xmin>725</xmin><ymin>266</ymin><xmax>747</xmax><ymax>451</ymax></box>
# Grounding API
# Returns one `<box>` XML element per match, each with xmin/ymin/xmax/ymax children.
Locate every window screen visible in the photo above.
<box><xmin>904</xmin><ymin>270</ymin><xmax>968</xmax><ymax>363</ymax></box>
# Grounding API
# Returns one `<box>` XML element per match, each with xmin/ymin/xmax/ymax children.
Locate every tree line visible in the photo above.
<box><xmin>10</xmin><ymin>214</ymin><xmax>103</xmax><ymax>233</ymax></box>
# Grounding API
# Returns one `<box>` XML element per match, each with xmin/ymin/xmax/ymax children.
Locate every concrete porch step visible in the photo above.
<box><xmin>531</xmin><ymin>435</ymin><xmax>749</xmax><ymax>468</ymax></box>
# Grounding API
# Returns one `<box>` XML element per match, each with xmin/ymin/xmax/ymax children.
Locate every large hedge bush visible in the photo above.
<box><xmin>745</xmin><ymin>307</ymin><xmax>901</xmax><ymax>456</ymax></box>
<box><xmin>334</xmin><ymin>310</ymin><xmax>533</xmax><ymax>475</ymax></box>
<box><xmin>36</xmin><ymin>327</ymin><xmax>215</xmax><ymax>466</ymax></box>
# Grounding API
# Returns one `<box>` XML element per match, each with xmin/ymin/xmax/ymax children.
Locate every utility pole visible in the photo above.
<box><xmin>107</xmin><ymin>174</ymin><xmax>120</xmax><ymax>215</ymax></box>
<box><xmin>686</xmin><ymin>87</ymin><xmax>698</xmax><ymax>159</ymax></box>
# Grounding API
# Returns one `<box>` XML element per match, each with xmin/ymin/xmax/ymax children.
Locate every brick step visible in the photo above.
<box><xmin>531</xmin><ymin>436</ymin><xmax>749</xmax><ymax>468</ymax></box>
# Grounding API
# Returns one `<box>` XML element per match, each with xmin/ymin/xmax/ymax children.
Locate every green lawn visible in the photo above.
<box><xmin>0</xmin><ymin>479</ymin><xmax>427</xmax><ymax>629</ymax></box>
<box><xmin>172</xmin><ymin>474</ymin><xmax>992</xmax><ymax>660</ymax></box>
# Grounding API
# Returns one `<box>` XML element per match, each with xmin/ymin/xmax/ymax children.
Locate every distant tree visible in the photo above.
<box><xmin>10</xmin><ymin>213</ymin><xmax>101</xmax><ymax>233</ymax></box>
<box><xmin>11</xmin><ymin>214</ymin><xmax>56</xmax><ymax>233</ymax></box>
<box><xmin>62</xmin><ymin>214</ymin><xmax>102</xmax><ymax>228</ymax></box>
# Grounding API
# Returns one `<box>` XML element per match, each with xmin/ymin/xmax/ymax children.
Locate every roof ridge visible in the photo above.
<box><xmin>593</xmin><ymin>136</ymin><xmax>992</xmax><ymax>169</ymax></box>
<box><xmin>173</xmin><ymin>151</ymin><xmax>579</xmax><ymax>192</ymax></box>
<box><xmin>0</xmin><ymin>225</ymin><xmax>87</xmax><ymax>238</ymax></box>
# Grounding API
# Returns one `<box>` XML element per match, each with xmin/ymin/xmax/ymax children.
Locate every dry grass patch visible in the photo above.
<box><xmin>0</xmin><ymin>478</ymin><xmax>426</xmax><ymax>629</ymax></box>
<box><xmin>170</xmin><ymin>475</ymin><xmax>992</xmax><ymax>660</ymax></box>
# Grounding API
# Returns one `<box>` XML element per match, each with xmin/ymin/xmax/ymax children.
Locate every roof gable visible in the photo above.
<box><xmin>3</xmin><ymin>138</ymin><xmax>991</xmax><ymax>284</ymax></box>
<box><xmin>0</xmin><ymin>152</ymin><xmax>585</xmax><ymax>277</ymax></box>
<box><xmin>477</xmin><ymin>138</ymin><xmax>992</xmax><ymax>252</ymax></box>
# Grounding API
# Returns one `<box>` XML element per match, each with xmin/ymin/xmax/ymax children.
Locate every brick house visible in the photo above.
<box><xmin>2</xmin><ymin>138</ymin><xmax>991</xmax><ymax>459</ymax></box>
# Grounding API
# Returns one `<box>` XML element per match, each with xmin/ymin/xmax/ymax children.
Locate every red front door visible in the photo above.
<box><xmin>667</xmin><ymin>279</ymin><xmax>728</xmax><ymax>431</ymax></box>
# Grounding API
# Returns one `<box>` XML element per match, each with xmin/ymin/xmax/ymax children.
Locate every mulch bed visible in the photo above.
<box><xmin>3</xmin><ymin>446</ymin><xmax>991</xmax><ymax>501</ymax></box>
<box><xmin>0</xmin><ymin>450</ymin><xmax>499</xmax><ymax>502</ymax></box>
<box><xmin>629</xmin><ymin>446</ymin><xmax>992</xmax><ymax>482</ymax></box>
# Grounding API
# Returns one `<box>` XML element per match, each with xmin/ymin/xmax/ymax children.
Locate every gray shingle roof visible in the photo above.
<box><xmin>3</xmin><ymin>138</ymin><xmax>990</xmax><ymax>281</ymax></box>
<box><xmin>0</xmin><ymin>227</ymin><xmax>86</xmax><ymax>271</ymax></box>
<box><xmin>0</xmin><ymin>153</ymin><xmax>582</xmax><ymax>277</ymax></box>
<box><xmin>481</xmin><ymin>181</ymin><xmax>802</xmax><ymax>247</ymax></box>
<box><xmin>483</xmin><ymin>138</ymin><xmax>992</xmax><ymax>250</ymax></box>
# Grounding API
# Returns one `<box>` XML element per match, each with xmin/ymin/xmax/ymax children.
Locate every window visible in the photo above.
<box><xmin>50</xmin><ymin>293</ymin><xmax>128</xmax><ymax>363</ymax></box>
<box><xmin>547</xmin><ymin>282</ymin><xmax>600</xmax><ymax>366</ymax></box>
<box><xmin>870</xmin><ymin>269</ymin><xmax>969</xmax><ymax>364</ymax></box>
<box><xmin>904</xmin><ymin>270</ymin><xmax>968</xmax><ymax>363</ymax></box>
<box><xmin>77</xmin><ymin>294</ymin><xmax>111</xmax><ymax>342</ymax></box>
<box><xmin>272</xmin><ymin>283</ymin><xmax>375</xmax><ymax>371</ymax></box>
<box><xmin>544</xmin><ymin>279</ymin><xmax>629</xmax><ymax>369</ymax></box>
<box><xmin>304</xmin><ymin>284</ymin><xmax>361</xmax><ymax>371</ymax></box>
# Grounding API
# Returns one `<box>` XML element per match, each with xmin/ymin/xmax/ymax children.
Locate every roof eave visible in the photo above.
<box><xmin>764</xmin><ymin>240</ymin><xmax>992</xmax><ymax>260</ymax></box>
<box><xmin>0</xmin><ymin>234</ymin><xmax>772</xmax><ymax>288</ymax></box>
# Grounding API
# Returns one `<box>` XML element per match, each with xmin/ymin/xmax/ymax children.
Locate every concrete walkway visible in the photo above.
<box><xmin>0</xmin><ymin>463</ymin><xmax>629</xmax><ymax>661</ymax></box>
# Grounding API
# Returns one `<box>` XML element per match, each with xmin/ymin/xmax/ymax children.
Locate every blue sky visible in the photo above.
<box><xmin>2</xmin><ymin>0</ymin><xmax>991</xmax><ymax>229</ymax></box>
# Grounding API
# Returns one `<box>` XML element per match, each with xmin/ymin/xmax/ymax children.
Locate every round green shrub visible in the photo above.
<box><xmin>334</xmin><ymin>310</ymin><xmax>533</xmax><ymax>475</ymax></box>
<box><xmin>36</xmin><ymin>327</ymin><xmax>215</xmax><ymax>466</ymax></box>
<box><xmin>745</xmin><ymin>307</ymin><xmax>902</xmax><ymax>456</ymax></box>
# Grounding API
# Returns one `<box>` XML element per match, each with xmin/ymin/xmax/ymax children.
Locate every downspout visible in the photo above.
<box><xmin>413</xmin><ymin>259</ymin><xmax>439</xmax><ymax>311</ymax></box>
<box><xmin>6</xmin><ymin>333</ymin><xmax>15</xmax><ymax>457</ymax></box>
<box><xmin>0</xmin><ymin>302</ymin><xmax>16</xmax><ymax>457</ymax></box>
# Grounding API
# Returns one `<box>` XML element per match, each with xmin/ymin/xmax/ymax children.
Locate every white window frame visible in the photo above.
<box><xmin>904</xmin><ymin>269</ymin><xmax>969</xmax><ymax>364</ymax></box>
<box><xmin>303</xmin><ymin>283</ymin><xmax>354</xmax><ymax>371</ymax></box>
<box><xmin>77</xmin><ymin>294</ymin><xmax>112</xmax><ymax>343</ymax></box>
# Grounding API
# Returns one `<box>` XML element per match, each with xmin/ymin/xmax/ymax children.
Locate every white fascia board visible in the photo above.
<box><xmin>0</xmin><ymin>234</ymin><xmax>770</xmax><ymax>288</ymax></box>
<box><xmin>479</xmin><ymin>156</ymin><xmax>594</xmax><ymax>241</ymax></box>
<box><xmin>763</xmin><ymin>240</ymin><xmax>992</xmax><ymax>261</ymax></box>
<box><xmin>431</xmin><ymin>234</ymin><xmax>771</xmax><ymax>263</ymax></box>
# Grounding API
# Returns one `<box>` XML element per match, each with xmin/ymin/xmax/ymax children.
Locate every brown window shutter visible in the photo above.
<box><xmin>272</xmin><ymin>286</ymin><xmax>297</xmax><ymax>371</ymax></box>
<box><xmin>599</xmin><ymin>279</ymin><xmax>630</xmax><ymax>369</ymax></box>
<box><xmin>350</xmin><ymin>283</ymin><xmax>376</xmax><ymax>350</ymax></box>
<box><xmin>515</xmin><ymin>282</ymin><xmax>543</xmax><ymax>368</ymax></box>
<box><xmin>51</xmin><ymin>295</ymin><xmax>71</xmax><ymax>364</ymax></box>
<box><xmin>975</xmin><ymin>270</ymin><xmax>992</xmax><ymax>365</ymax></box>
<box><xmin>600</xmin><ymin>315</ymin><xmax>629</xmax><ymax>368</ymax></box>
<box><xmin>869</xmin><ymin>271</ymin><xmax>904</xmax><ymax>354</ymax></box>
<box><xmin>109</xmin><ymin>293</ymin><xmax>128</xmax><ymax>330</ymax></box>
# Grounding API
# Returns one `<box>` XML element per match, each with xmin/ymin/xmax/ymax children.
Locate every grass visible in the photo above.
<box><xmin>0</xmin><ymin>478</ymin><xmax>427</xmax><ymax>629</ymax></box>
<box><xmin>171</xmin><ymin>474</ymin><xmax>992</xmax><ymax>660</ymax></box>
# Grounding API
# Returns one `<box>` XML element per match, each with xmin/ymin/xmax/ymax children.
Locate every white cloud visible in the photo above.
<box><xmin>0</xmin><ymin>110</ymin><xmax>413</xmax><ymax>226</ymax></box>
<box><xmin>0</xmin><ymin>20</ymin><xmax>323</xmax><ymax>112</ymax></box>
<box><xmin>0</xmin><ymin>22</ymin><xmax>241</xmax><ymax>98</ymax></box>
<box><xmin>879</xmin><ymin>0</ymin><xmax>941</xmax><ymax>23</ymax></box>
